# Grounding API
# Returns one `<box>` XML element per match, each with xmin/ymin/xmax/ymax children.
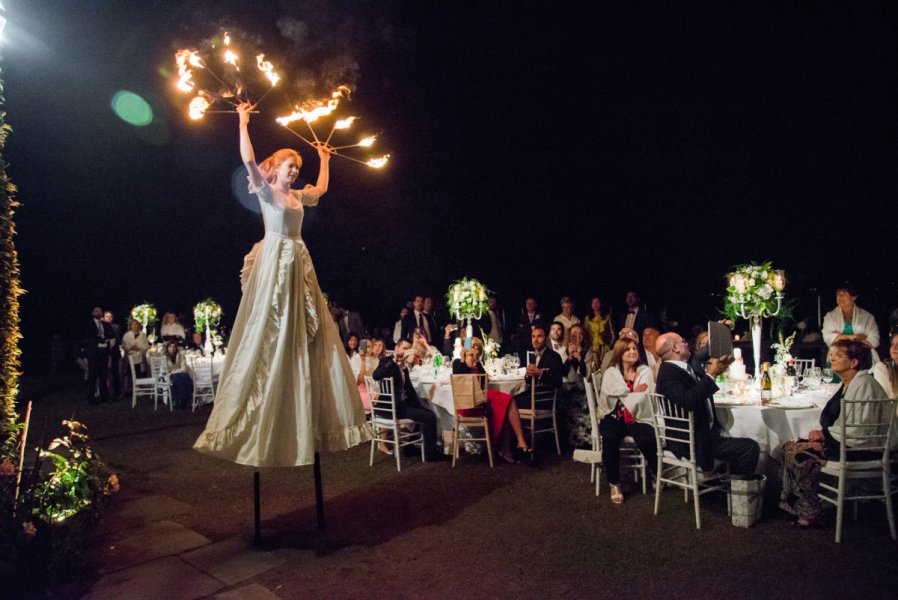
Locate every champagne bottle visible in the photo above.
<box><xmin>760</xmin><ymin>362</ymin><xmax>773</xmax><ymax>405</ymax></box>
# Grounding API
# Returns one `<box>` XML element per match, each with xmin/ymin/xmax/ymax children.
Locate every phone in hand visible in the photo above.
<box><xmin>360</xmin><ymin>339</ymin><xmax>368</xmax><ymax>352</ymax></box>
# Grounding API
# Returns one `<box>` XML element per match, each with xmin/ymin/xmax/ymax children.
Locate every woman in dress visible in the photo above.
<box><xmin>583</xmin><ymin>296</ymin><xmax>614</xmax><ymax>365</ymax></box>
<box><xmin>872</xmin><ymin>332</ymin><xmax>898</xmax><ymax>400</ymax></box>
<box><xmin>598</xmin><ymin>338</ymin><xmax>657</xmax><ymax>504</ymax></box>
<box><xmin>165</xmin><ymin>342</ymin><xmax>193</xmax><ymax>410</ymax></box>
<box><xmin>194</xmin><ymin>102</ymin><xmax>370</xmax><ymax>467</ymax></box>
<box><xmin>822</xmin><ymin>284</ymin><xmax>880</xmax><ymax>363</ymax></box>
<box><xmin>452</xmin><ymin>342</ymin><xmax>531</xmax><ymax>463</ymax></box>
<box><xmin>780</xmin><ymin>338</ymin><xmax>892</xmax><ymax>527</ymax></box>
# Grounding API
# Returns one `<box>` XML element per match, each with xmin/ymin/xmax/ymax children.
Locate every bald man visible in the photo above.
<box><xmin>654</xmin><ymin>332</ymin><xmax>759</xmax><ymax>475</ymax></box>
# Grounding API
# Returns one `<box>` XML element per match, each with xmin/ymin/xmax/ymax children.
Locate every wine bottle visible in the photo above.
<box><xmin>760</xmin><ymin>362</ymin><xmax>773</xmax><ymax>405</ymax></box>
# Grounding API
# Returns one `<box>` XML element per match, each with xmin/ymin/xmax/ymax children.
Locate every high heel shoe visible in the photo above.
<box><xmin>610</xmin><ymin>484</ymin><xmax>624</xmax><ymax>504</ymax></box>
<box><xmin>378</xmin><ymin>446</ymin><xmax>393</xmax><ymax>456</ymax></box>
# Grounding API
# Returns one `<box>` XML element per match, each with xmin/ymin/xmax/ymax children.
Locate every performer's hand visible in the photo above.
<box><xmin>236</xmin><ymin>101</ymin><xmax>255</xmax><ymax>128</ymax></box>
<box><xmin>314</xmin><ymin>142</ymin><xmax>333</xmax><ymax>161</ymax></box>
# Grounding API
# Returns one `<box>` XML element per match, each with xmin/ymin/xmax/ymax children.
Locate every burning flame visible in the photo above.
<box><xmin>366</xmin><ymin>154</ymin><xmax>390</xmax><ymax>169</ymax></box>
<box><xmin>334</xmin><ymin>85</ymin><xmax>352</xmax><ymax>99</ymax></box>
<box><xmin>223</xmin><ymin>32</ymin><xmax>231</xmax><ymax>46</ymax></box>
<box><xmin>334</xmin><ymin>116</ymin><xmax>357</xmax><ymax>129</ymax></box>
<box><xmin>256</xmin><ymin>54</ymin><xmax>281</xmax><ymax>86</ymax></box>
<box><xmin>224</xmin><ymin>49</ymin><xmax>239</xmax><ymax>67</ymax></box>
<box><xmin>188</xmin><ymin>96</ymin><xmax>210</xmax><ymax>120</ymax></box>
<box><xmin>358</xmin><ymin>135</ymin><xmax>376</xmax><ymax>147</ymax></box>
<box><xmin>276</xmin><ymin>98</ymin><xmax>340</xmax><ymax>126</ymax></box>
<box><xmin>175</xmin><ymin>49</ymin><xmax>203</xmax><ymax>93</ymax></box>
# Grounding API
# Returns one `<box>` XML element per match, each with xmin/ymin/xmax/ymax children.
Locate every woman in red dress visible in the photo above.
<box><xmin>452</xmin><ymin>341</ymin><xmax>530</xmax><ymax>463</ymax></box>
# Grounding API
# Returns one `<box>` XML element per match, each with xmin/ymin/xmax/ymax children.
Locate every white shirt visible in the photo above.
<box><xmin>551</xmin><ymin>340</ymin><xmax>568</xmax><ymax>362</ymax></box>
<box><xmin>624</xmin><ymin>308</ymin><xmax>639</xmax><ymax>331</ymax></box>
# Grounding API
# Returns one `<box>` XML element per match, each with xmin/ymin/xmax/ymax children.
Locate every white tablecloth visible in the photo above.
<box><xmin>713</xmin><ymin>387</ymin><xmax>833</xmax><ymax>456</ymax></box>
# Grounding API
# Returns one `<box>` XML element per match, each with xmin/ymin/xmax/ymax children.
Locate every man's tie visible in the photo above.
<box><xmin>686</xmin><ymin>364</ymin><xmax>700</xmax><ymax>382</ymax></box>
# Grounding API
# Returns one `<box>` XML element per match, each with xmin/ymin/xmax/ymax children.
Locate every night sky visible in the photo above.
<box><xmin>4</xmin><ymin>1</ymin><xmax>898</xmax><ymax>372</ymax></box>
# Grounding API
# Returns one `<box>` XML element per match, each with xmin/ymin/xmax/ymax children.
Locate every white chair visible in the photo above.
<box><xmin>187</xmin><ymin>354</ymin><xmax>215</xmax><ymax>412</ymax></box>
<box><xmin>147</xmin><ymin>355</ymin><xmax>172</xmax><ymax>412</ymax></box>
<box><xmin>518</xmin><ymin>375</ymin><xmax>560</xmax><ymax>460</ymax></box>
<box><xmin>577</xmin><ymin>371</ymin><xmax>603</xmax><ymax>496</ymax></box>
<box><xmin>818</xmin><ymin>397</ymin><xmax>897</xmax><ymax>543</ymax></box>
<box><xmin>128</xmin><ymin>353</ymin><xmax>155</xmax><ymax>409</ymax></box>
<box><xmin>365</xmin><ymin>376</ymin><xmax>425</xmax><ymax>472</ymax></box>
<box><xmin>650</xmin><ymin>393</ymin><xmax>730</xmax><ymax>529</ymax></box>
<box><xmin>449</xmin><ymin>374</ymin><xmax>493</xmax><ymax>468</ymax></box>
<box><xmin>794</xmin><ymin>359</ymin><xmax>815</xmax><ymax>377</ymax></box>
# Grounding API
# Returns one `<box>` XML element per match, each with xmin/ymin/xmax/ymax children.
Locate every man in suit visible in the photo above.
<box><xmin>332</xmin><ymin>302</ymin><xmax>365</xmax><ymax>342</ymax></box>
<box><xmin>654</xmin><ymin>332</ymin><xmax>759</xmax><ymax>475</ymax></box>
<box><xmin>476</xmin><ymin>295</ymin><xmax>507</xmax><ymax>351</ymax></box>
<box><xmin>524</xmin><ymin>325</ymin><xmax>563</xmax><ymax>390</ymax></box>
<box><xmin>423</xmin><ymin>296</ymin><xmax>441</xmax><ymax>336</ymax></box>
<box><xmin>86</xmin><ymin>306</ymin><xmax>111</xmax><ymax>404</ymax></box>
<box><xmin>372</xmin><ymin>339</ymin><xmax>444</xmax><ymax>460</ymax></box>
<box><xmin>613</xmin><ymin>291</ymin><xmax>656</xmax><ymax>338</ymax></box>
<box><xmin>401</xmin><ymin>295</ymin><xmax>435</xmax><ymax>343</ymax></box>
<box><xmin>513</xmin><ymin>296</ymin><xmax>543</xmax><ymax>362</ymax></box>
<box><xmin>103</xmin><ymin>310</ymin><xmax>122</xmax><ymax>399</ymax></box>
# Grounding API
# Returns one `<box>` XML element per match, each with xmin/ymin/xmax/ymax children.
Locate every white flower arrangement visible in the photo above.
<box><xmin>445</xmin><ymin>278</ymin><xmax>489</xmax><ymax>322</ymax></box>
<box><xmin>724</xmin><ymin>262</ymin><xmax>786</xmax><ymax>320</ymax></box>
<box><xmin>770</xmin><ymin>330</ymin><xmax>797</xmax><ymax>367</ymax></box>
<box><xmin>482</xmin><ymin>334</ymin><xmax>501</xmax><ymax>359</ymax></box>
<box><xmin>130</xmin><ymin>303</ymin><xmax>157</xmax><ymax>328</ymax></box>
<box><xmin>193</xmin><ymin>298</ymin><xmax>223</xmax><ymax>333</ymax></box>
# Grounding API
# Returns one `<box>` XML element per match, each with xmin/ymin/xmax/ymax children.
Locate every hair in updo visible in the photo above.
<box><xmin>258</xmin><ymin>148</ymin><xmax>302</xmax><ymax>184</ymax></box>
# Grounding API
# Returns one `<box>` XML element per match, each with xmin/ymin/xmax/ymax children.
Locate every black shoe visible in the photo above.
<box><xmin>426</xmin><ymin>452</ymin><xmax>449</xmax><ymax>462</ymax></box>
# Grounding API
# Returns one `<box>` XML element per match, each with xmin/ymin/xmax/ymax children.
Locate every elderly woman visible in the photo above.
<box><xmin>822</xmin><ymin>285</ymin><xmax>880</xmax><ymax>363</ymax></box>
<box><xmin>452</xmin><ymin>341</ymin><xmax>531</xmax><ymax>463</ymax></box>
<box><xmin>553</xmin><ymin>296</ymin><xmax>581</xmax><ymax>338</ymax></box>
<box><xmin>122</xmin><ymin>319</ymin><xmax>150</xmax><ymax>375</ymax></box>
<box><xmin>780</xmin><ymin>339</ymin><xmax>892</xmax><ymax>527</ymax></box>
<box><xmin>598</xmin><ymin>337</ymin><xmax>657</xmax><ymax>504</ymax></box>
<box><xmin>872</xmin><ymin>332</ymin><xmax>898</xmax><ymax>400</ymax></box>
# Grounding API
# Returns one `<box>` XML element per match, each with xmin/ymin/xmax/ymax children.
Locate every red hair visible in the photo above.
<box><xmin>258</xmin><ymin>148</ymin><xmax>302</xmax><ymax>184</ymax></box>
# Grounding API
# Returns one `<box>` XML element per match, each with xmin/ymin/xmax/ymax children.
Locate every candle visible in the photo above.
<box><xmin>772</xmin><ymin>270</ymin><xmax>785</xmax><ymax>292</ymax></box>
<box><xmin>734</xmin><ymin>274</ymin><xmax>747</xmax><ymax>294</ymax></box>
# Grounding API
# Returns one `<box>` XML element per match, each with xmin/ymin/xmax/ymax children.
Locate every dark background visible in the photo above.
<box><xmin>4</xmin><ymin>1</ymin><xmax>897</xmax><ymax>373</ymax></box>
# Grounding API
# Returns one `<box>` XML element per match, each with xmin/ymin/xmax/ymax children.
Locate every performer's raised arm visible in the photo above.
<box><xmin>306</xmin><ymin>142</ymin><xmax>332</xmax><ymax>198</ymax></box>
<box><xmin>237</xmin><ymin>102</ymin><xmax>264</xmax><ymax>189</ymax></box>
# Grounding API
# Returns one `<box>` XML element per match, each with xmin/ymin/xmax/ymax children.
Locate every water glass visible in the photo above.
<box><xmin>806</xmin><ymin>367</ymin><xmax>822</xmax><ymax>388</ymax></box>
<box><xmin>822</xmin><ymin>368</ymin><xmax>834</xmax><ymax>384</ymax></box>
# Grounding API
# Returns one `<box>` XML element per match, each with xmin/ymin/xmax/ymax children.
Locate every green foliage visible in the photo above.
<box><xmin>445</xmin><ymin>277</ymin><xmax>490</xmax><ymax>322</ymax></box>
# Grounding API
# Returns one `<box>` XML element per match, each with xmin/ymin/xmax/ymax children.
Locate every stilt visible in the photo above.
<box><xmin>314</xmin><ymin>452</ymin><xmax>325</xmax><ymax>531</ymax></box>
<box><xmin>253</xmin><ymin>469</ymin><xmax>262</xmax><ymax>546</ymax></box>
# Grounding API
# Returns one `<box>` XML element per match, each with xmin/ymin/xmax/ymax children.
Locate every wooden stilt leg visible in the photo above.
<box><xmin>314</xmin><ymin>452</ymin><xmax>325</xmax><ymax>531</ymax></box>
<box><xmin>253</xmin><ymin>470</ymin><xmax>262</xmax><ymax>546</ymax></box>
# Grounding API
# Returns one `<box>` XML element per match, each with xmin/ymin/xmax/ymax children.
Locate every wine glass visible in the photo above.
<box><xmin>806</xmin><ymin>367</ymin><xmax>822</xmax><ymax>388</ymax></box>
<box><xmin>822</xmin><ymin>367</ymin><xmax>834</xmax><ymax>384</ymax></box>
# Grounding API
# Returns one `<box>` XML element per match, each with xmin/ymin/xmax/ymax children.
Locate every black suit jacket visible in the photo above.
<box><xmin>372</xmin><ymin>357</ymin><xmax>422</xmax><ymax>416</ymax></box>
<box><xmin>655</xmin><ymin>361</ymin><xmax>720</xmax><ymax>471</ymax></box>
<box><xmin>612</xmin><ymin>308</ymin><xmax>656</xmax><ymax>337</ymax></box>
<box><xmin>86</xmin><ymin>318</ymin><xmax>108</xmax><ymax>358</ymax></box>
<box><xmin>400</xmin><ymin>311</ymin><xmax>437</xmax><ymax>343</ymax></box>
<box><xmin>530</xmin><ymin>347</ymin><xmax>564</xmax><ymax>390</ymax></box>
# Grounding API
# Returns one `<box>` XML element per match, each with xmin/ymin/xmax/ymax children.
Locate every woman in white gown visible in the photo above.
<box><xmin>194</xmin><ymin>102</ymin><xmax>371</xmax><ymax>467</ymax></box>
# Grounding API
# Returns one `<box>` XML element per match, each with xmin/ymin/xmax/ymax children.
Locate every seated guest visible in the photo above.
<box><xmin>598</xmin><ymin>338</ymin><xmax>658</xmax><ymax>504</ymax></box>
<box><xmin>161</xmin><ymin>312</ymin><xmax>187</xmax><ymax>344</ymax></box>
<box><xmin>548</xmin><ymin>321</ymin><xmax>568</xmax><ymax>362</ymax></box>
<box><xmin>584</xmin><ymin>296</ymin><xmax>615</xmax><ymax>365</ymax></box>
<box><xmin>452</xmin><ymin>343</ymin><xmax>531</xmax><ymax>462</ymax></box>
<box><xmin>642</xmin><ymin>326</ymin><xmax>661</xmax><ymax>376</ymax></box>
<box><xmin>186</xmin><ymin>331</ymin><xmax>205</xmax><ymax>354</ymax></box>
<box><xmin>356</xmin><ymin>337</ymin><xmax>388</xmax><ymax>453</ymax></box>
<box><xmin>523</xmin><ymin>325</ymin><xmax>563</xmax><ymax>390</ymax></box>
<box><xmin>344</xmin><ymin>331</ymin><xmax>361</xmax><ymax>359</ymax></box>
<box><xmin>655</xmin><ymin>332</ymin><xmax>759</xmax><ymax>476</ymax></box>
<box><xmin>164</xmin><ymin>341</ymin><xmax>193</xmax><ymax>410</ymax></box>
<box><xmin>564</xmin><ymin>324</ymin><xmax>591</xmax><ymax>385</ymax></box>
<box><xmin>564</xmin><ymin>323</ymin><xmax>595</xmax><ymax>448</ymax></box>
<box><xmin>372</xmin><ymin>339</ymin><xmax>444</xmax><ymax>461</ymax></box>
<box><xmin>780</xmin><ymin>339</ymin><xmax>895</xmax><ymax>527</ymax></box>
<box><xmin>122</xmin><ymin>319</ymin><xmax>150</xmax><ymax>375</ymax></box>
<box><xmin>553</xmin><ymin>296</ymin><xmax>581</xmax><ymax>336</ymax></box>
<box><xmin>409</xmin><ymin>327</ymin><xmax>439</xmax><ymax>362</ymax></box>
<box><xmin>601</xmin><ymin>327</ymin><xmax>640</xmax><ymax>372</ymax></box>
<box><xmin>441</xmin><ymin>322</ymin><xmax>462</xmax><ymax>356</ymax></box>
<box><xmin>872</xmin><ymin>332</ymin><xmax>898</xmax><ymax>400</ymax></box>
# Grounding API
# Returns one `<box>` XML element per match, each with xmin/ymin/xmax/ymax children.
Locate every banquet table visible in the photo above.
<box><xmin>713</xmin><ymin>385</ymin><xmax>834</xmax><ymax>462</ymax></box>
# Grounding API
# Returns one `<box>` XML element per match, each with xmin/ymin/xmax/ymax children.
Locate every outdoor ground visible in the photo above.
<box><xmin>11</xmin><ymin>374</ymin><xmax>898</xmax><ymax>599</ymax></box>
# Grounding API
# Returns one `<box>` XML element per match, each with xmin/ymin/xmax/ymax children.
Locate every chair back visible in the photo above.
<box><xmin>649</xmin><ymin>392</ymin><xmax>696</xmax><ymax>458</ymax></box>
<box><xmin>835</xmin><ymin>397</ymin><xmax>898</xmax><ymax>462</ymax></box>
<box><xmin>187</xmin><ymin>355</ymin><xmax>213</xmax><ymax>384</ymax></box>
<box><xmin>583</xmin><ymin>375</ymin><xmax>601</xmax><ymax>451</ymax></box>
<box><xmin>450</xmin><ymin>374</ymin><xmax>488</xmax><ymax>410</ymax></box>
<box><xmin>368</xmin><ymin>377</ymin><xmax>399</xmax><ymax>424</ymax></box>
<box><xmin>148</xmin><ymin>355</ymin><xmax>169</xmax><ymax>381</ymax></box>
<box><xmin>527</xmin><ymin>374</ymin><xmax>557</xmax><ymax>411</ymax></box>
<box><xmin>793</xmin><ymin>358</ymin><xmax>815</xmax><ymax>377</ymax></box>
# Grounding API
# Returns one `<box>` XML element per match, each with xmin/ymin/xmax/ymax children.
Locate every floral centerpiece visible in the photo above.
<box><xmin>193</xmin><ymin>298</ymin><xmax>222</xmax><ymax>333</ymax></box>
<box><xmin>723</xmin><ymin>262</ymin><xmax>786</xmax><ymax>380</ymax></box>
<box><xmin>770</xmin><ymin>330</ymin><xmax>796</xmax><ymax>368</ymax></box>
<box><xmin>446</xmin><ymin>277</ymin><xmax>490</xmax><ymax>340</ymax></box>
<box><xmin>194</xmin><ymin>298</ymin><xmax>223</xmax><ymax>355</ymax></box>
<box><xmin>482</xmin><ymin>336</ymin><xmax>500</xmax><ymax>359</ymax></box>
<box><xmin>130</xmin><ymin>303</ymin><xmax>157</xmax><ymax>333</ymax></box>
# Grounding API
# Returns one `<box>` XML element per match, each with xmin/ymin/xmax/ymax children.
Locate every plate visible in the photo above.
<box><xmin>767</xmin><ymin>401</ymin><xmax>815</xmax><ymax>409</ymax></box>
